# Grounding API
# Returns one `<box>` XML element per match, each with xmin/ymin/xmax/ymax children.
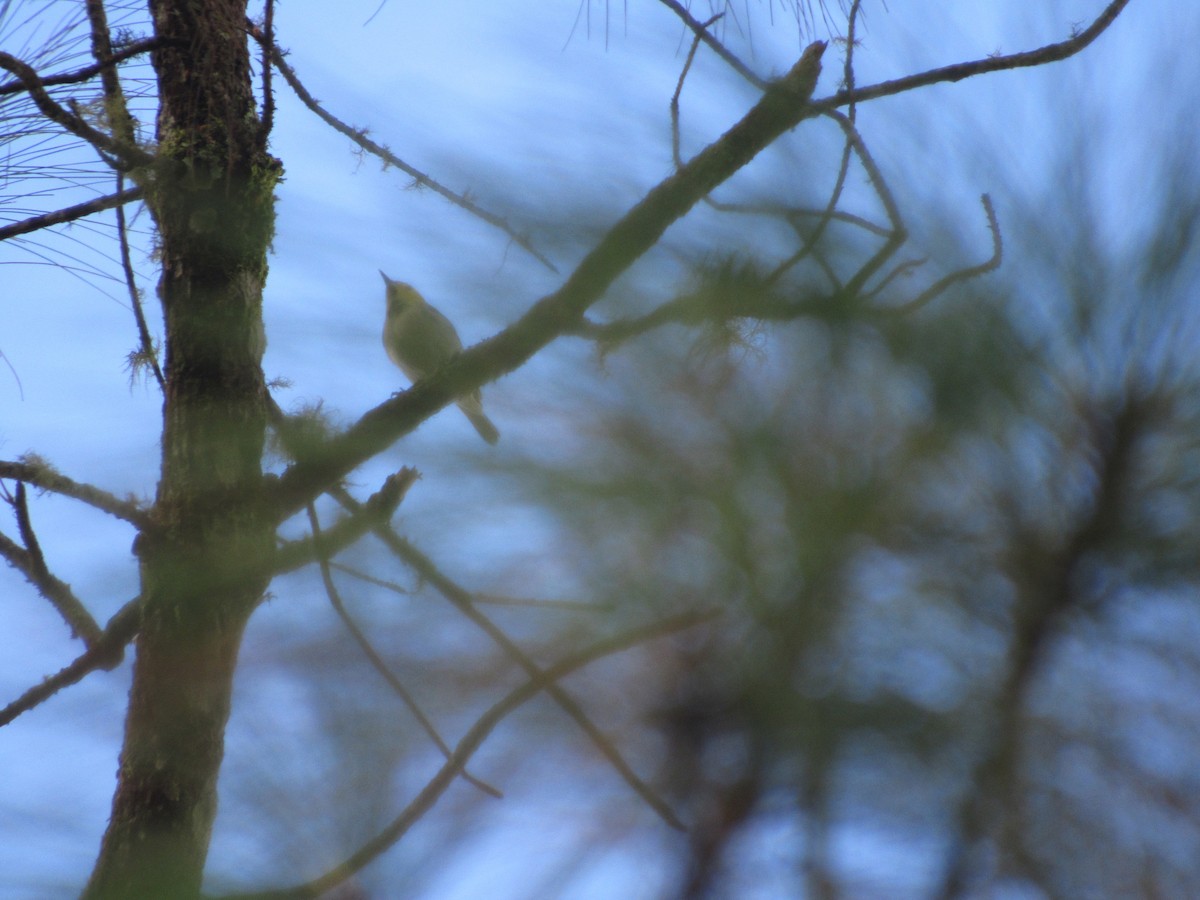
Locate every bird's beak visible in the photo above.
<box><xmin>379</xmin><ymin>270</ymin><xmax>390</xmax><ymax>285</ymax></box>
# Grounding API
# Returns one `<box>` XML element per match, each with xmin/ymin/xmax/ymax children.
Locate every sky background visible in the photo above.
<box><xmin>1</xmin><ymin>1</ymin><xmax>1193</xmax><ymax>896</ymax></box>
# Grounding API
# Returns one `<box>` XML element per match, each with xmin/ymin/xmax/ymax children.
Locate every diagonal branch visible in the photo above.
<box><xmin>219</xmin><ymin>608</ymin><xmax>716</xmax><ymax>900</ymax></box>
<box><xmin>0</xmin><ymin>458</ymin><xmax>150</xmax><ymax>527</ymax></box>
<box><xmin>243</xmin><ymin>19</ymin><xmax>557</xmax><ymax>273</ymax></box>
<box><xmin>819</xmin><ymin>0</ymin><xmax>1132</xmax><ymax>111</ymax></box>
<box><xmin>877</xmin><ymin>194</ymin><xmax>1001</xmax><ymax>316</ymax></box>
<box><xmin>0</xmin><ymin>598</ymin><xmax>139</xmax><ymax>727</ymax></box>
<box><xmin>0</xmin><ymin>52</ymin><xmax>153</xmax><ymax>170</ymax></box>
<box><xmin>656</xmin><ymin>0</ymin><xmax>768</xmax><ymax>90</ymax></box>
<box><xmin>329</xmin><ymin>486</ymin><xmax>689</xmax><ymax>830</ymax></box>
<box><xmin>0</xmin><ymin>187</ymin><xmax>144</xmax><ymax>242</ymax></box>
<box><xmin>273</xmin><ymin>470</ymin><xmax>416</xmax><ymax>574</ymax></box>
<box><xmin>0</xmin><ymin>37</ymin><xmax>161</xmax><ymax>96</ymax></box>
<box><xmin>305</xmin><ymin>502</ymin><xmax>502</xmax><ymax>799</ymax></box>
<box><xmin>272</xmin><ymin>41</ymin><xmax>829</xmax><ymax>517</ymax></box>
<box><xmin>2</xmin><ymin>482</ymin><xmax>102</xmax><ymax>645</ymax></box>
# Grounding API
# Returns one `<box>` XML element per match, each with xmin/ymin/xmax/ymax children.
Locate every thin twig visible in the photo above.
<box><xmin>115</xmin><ymin>173</ymin><xmax>165</xmax><ymax>389</ymax></box>
<box><xmin>818</xmin><ymin>107</ymin><xmax>906</xmax><ymax>299</ymax></box>
<box><xmin>272</xmin><ymin>42</ymin><xmax>828</xmax><ymax>516</ymax></box>
<box><xmin>0</xmin><ymin>350</ymin><xmax>24</xmax><ymax>400</ymax></box>
<box><xmin>864</xmin><ymin>254</ymin><xmax>928</xmax><ymax>300</ymax></box>
<box><xmin>699</xmin><ymin>201</ymin><xmax>891</xmax><ymax>237</ymax></box>
<box><xmin>243</xmin><ymin>20</ymin><xmax>558</xmax><ymax>274</ymax></box>
<box><xmin>656</xmin><ymin>0</ymin><xmax>768</xmax><ymax>90</ymax></box>
<box><xmin>0</xmin><ymin>186</ymin><xmax>143</xmax><ymax>242</ymax></box>
<box><xmin>305</xmin><ymin>502</ymin><xmax>502</xmax><ymax>799</ymax></box>
<box><xmin>877</xmin><ymin>194</ymin><xmax>1001</xmax><ymax>316</ymax></box>
<box><xmin>670</xmin><ymin>13</ymin><xmax>724</xmax><ymax>169</ymax></box>
<box><xmin>221</xmin><ymin>608</ymin><xmax>716</xmax><ymax>900</ymax></box>
<box><xmin>5</xmin><ymin>482</ymin><xmax>102</xmax><ymax>645</ymax></box>
<box><xmin>273</xmin><ymin>470</ymin><xmax>416</xmax><ymax>574</ymax></box>
<box><xmin>818</xmin><ymin>0</ymin><xmax>1131</xmax><ymax>112</ymax></box>
<box><xmin>0</xmin><ymin>598</ymin><xmax>139</xmax><ymax>727</ymax></box>
<box><xmin>330</xmin><ymin>485</ymin><xmax>689</xmax><ymax>831</ymax></box>
<box><xmin>331</xmin><ymin>561</ymin><xmax>608</xmax><ymax>612</ymax></box>
<box><xmin>0</xmin><ymin>38</ymin><xmax>160</xmax><ymax>96</ymax></box>
<box><xmin>0</xmin><ymin>51</ymin><xmax>153</xmax><ymax>170</ymax></box>
<box><xmin>0</xmin><ymin>458</ymin><xmax>150</xmax><ymax>527</ymax></box>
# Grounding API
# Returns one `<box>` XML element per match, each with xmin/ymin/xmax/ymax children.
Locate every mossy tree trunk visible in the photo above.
<box><xmin>83</xmin><ymin>2</ymin><xmax>279</xmax><ymax>896</ymax></box>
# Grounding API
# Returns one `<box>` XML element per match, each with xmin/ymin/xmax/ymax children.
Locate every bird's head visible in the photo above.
<box><xmin>379</xmin><ymin>271</ymin><xmax>425</xmax><ymax>314</ymax></box>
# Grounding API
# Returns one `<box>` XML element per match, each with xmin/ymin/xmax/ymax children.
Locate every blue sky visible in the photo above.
<box><xmin>0</xmin><ymin>1</ymin><xmax>1191</xmax><ymax>896</ymax></box>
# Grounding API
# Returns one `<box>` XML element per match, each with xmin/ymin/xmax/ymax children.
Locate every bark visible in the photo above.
<box><xmin>83</xmin><ymin>1</ymin><xmax>278</xmax><ymax>896</ymax></box>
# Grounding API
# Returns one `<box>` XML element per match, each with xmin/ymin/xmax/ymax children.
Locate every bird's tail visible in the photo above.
<box><xmin>457</xmin><ymin>396</ymin><xmax>500</xmax><ymax>445</ymax></box>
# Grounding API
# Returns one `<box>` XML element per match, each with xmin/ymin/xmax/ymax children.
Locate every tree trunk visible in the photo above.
<box><xmin>84</xmin><ymin>1</ymin><xmax>279</xmax><ymax>896</ymax></box>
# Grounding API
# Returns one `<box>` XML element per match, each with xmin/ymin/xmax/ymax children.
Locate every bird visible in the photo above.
<box><xmin>380</xmin><ymin>272</ymin><xmax>499</xmax><ymax>445</ymax></box>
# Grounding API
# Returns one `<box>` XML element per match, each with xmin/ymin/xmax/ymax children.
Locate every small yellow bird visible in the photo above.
<box><xmin>380</xmin><ymin>272</ymin><xmax>499</xmax><ymax>445</ymax></box>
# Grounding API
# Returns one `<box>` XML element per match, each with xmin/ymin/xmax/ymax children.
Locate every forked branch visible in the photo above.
<box><xmin>821</xmin><ymin>0</ymin><xmax>1132</xmax><ymax>111</ymax></box>
<box><xmin>219</xmin><ymin>608</ymin><xmax>716</xmax><ymax>900</ymax></box>
<box><xmin>329</xmin><ymin>485</ymin><xmax>686</xmax><ymax>829</ymax></box>
<box><xmin>0</xmin><ymin>51</ymin><xmax>153</xmax><ymax>170</ymax></box>
<box><xmin>272</xmin><ymin>41</ymin><xmax>829</xmax><ymax>516</ymax></box>
<box><xmin>0</xmin><ymin>459</ymin><xmax>150</xmax><ymax>527</ymax></box>
<box><xmin>0</xmin><ymin>599</ymin><xmax>139</xmax><ymax>726</ymax></box>
<box><xmin>305</xmin><ymin>500</ymin><xmax>502</xmax><ymax>799</ymax></box>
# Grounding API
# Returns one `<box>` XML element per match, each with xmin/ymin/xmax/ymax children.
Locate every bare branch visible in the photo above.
<box><xmin>656</xmin><ymin>0</ymin><xmax>768</xmax><ymax>90</ymax></box>
<box><xmin>273</xmin><ymin>469</ymin><xmax>416</xmax><ymax>574</ymax></box>
<box><xmin>877</xmin><ymin>194</ymin><xmax>1002</xmax><ymax>316</ymax></box>
<box><xmin>113</xmin><ymin>173</ymin><xmax>164</xmax><ymax>389</ymax></box>
<box><xmin>305</xmin><ymin>502</ymin><xmax>502</xmax><ymax>799</ymax></box>
<box><xmin>243</xmin><ymin>19</ymin><xmax>558</xmax><ymax>273</ymax></box>
<box><xmin>220</xmin><ymin>608</ymin><xmax>717</xmax><ymax>900</ymax></box>
<box><xmin>0</xmin><ymin>599</ymin><xmax>139</xmax><ymax>727</ymax></box>
<box><xmin>0</xmin><ymin>38</ymin><xmax>160</xmax><ymax>97</ymax></box>
<box><xmin>0</xmin><ymin>458</ymin><xmax>150</xmax><ymax>527</ymax></box>
<box><xmin>84</xmin><ymin>0</ymin><xmax>137</xmax><ymax>148</ymax></box>
<box><xmin>272</xmin><ymin>42</ymin><xmax>829</xmax><ymax>516</ymax></box>
<box><xmin>0</xmin><ymin>51</ymin><xmax>153</xmax><ymax>170</ymax></box>
<box><xmin>330</xmin><ymin>485</ymin><xmax>687</xmax><ymax>830</ymax></box>
<box><xmin>2</xmin><ymin>482</ymin><xmax>103</xmax><ymax>645</ymax></box>
<box><xmin>0</xmin><ymin>186</ymin><xmax>143</xmax><ymax>242</ymax></box>
<box><xmin>819</xmin><ymin>0</ymin><xmax>1132</xmax><ymax>111</ymax></box>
